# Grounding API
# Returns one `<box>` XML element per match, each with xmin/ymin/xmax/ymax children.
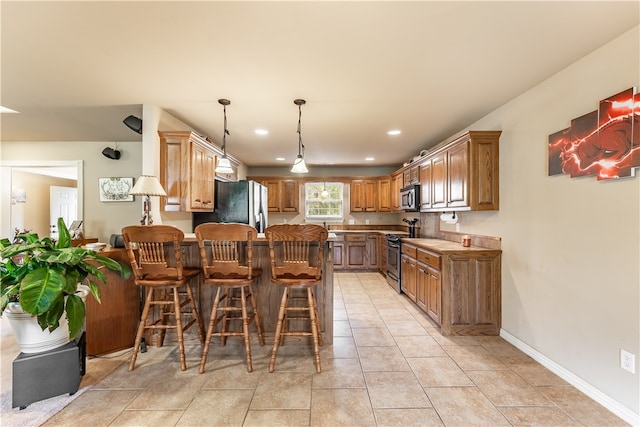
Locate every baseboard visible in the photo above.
<box><xmin>500</xmin><ymin>329</ymin><xmax>639</xmax><ymax>427</ymax></box>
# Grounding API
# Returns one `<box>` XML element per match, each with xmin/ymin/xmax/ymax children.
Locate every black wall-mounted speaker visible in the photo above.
<box><xmin>102</xmin><ymin>147</ymin><xmax>121</xmax><ymax>160</ymax></box>
<box><xmin>123</xmin><ymin>115</ymin><xmax>143</xmax><ymax>134</ymax></box>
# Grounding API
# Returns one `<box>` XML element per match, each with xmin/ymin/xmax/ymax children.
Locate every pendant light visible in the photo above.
<box><xmin>291</xmin><ymin>98</ymin><xmax>309</xmax><ymax>173</ymax></box>
<box><xmin>321</xmin><ymin>182</ymin><xmax>329</xmax><ymax>197</ymax></box>
<box><xmin>215</xmin><ymin>98</ymin><xmax>234</xmax><ymax>174</ymax></box>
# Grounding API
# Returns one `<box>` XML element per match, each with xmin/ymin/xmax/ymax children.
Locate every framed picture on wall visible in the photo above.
<box><xmin>99</xmin><ymin>177</ymin><xmax>134</xmax><ymax>202</ymax></box>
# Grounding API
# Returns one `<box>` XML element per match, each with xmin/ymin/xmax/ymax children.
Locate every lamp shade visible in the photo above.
<box><xmin>129</xmin><ymin>175</ymin><xmax>167</xmax><ymax>196</ymax></box>
<box><xmin>291</xmin><ymin>156</ymin><xmax>308</xmax><ymax>173</ymax></box>
<box><xmin>215</xmin><ymin>156</ymin><xmax>234</xmax><ymax>174</ymax></box>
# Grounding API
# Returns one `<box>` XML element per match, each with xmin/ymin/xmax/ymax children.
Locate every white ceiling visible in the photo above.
<box><xmin>2</xmin><ymin>1</ymin><xmax>638</xmax><ymax>168</ymax></box>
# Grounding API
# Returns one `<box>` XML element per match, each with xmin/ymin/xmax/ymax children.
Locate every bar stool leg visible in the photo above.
<box><xmin>307</xmin><ymin>287</ymin><xmax>322</xmax><ymax>373</ymax></box>
<box><xmin>248</xmin><ymin>283</ymin><xmax>265</xmax><ymax>346</ymax></box>
<box><xmin>240</xmin><ymin>286</ymin><xmax>253</xmax><ymax>372</ymax></box>
<box><xmin>185</xmin><ymin>283</ymin><xmax>205</xmax><ymax>345</ymax></box>
<box><xmin>171</xmin><ymin>286</ymin><xmax>187</xmax><ymax>371</ymax></box>
<box><xmin>269</xmin><ymin>287</ymin><xmax>290</xmax><ymax>373</ymax></box>
<box><xmin>130</xmin><ymin>287</ymin><xmax>154</xmax><ymax>371</ymax></box>
<box><xmin>200</xmin><ymin>287</ymin><xmax>223</xmax><ymax>374</ymax></box>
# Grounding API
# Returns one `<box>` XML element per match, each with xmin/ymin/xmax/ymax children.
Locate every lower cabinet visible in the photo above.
<box><xmin>402</xmin><ymin>242</ymin><xmax>501</xmax><ymax>336</ymax></box>
<box><xmin>335</xmin><ymin>232</ymin><xmax>379</xmax><ymax>271</ymax></box>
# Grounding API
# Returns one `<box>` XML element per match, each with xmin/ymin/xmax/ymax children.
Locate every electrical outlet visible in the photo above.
<box><xmin>621</xmin><ymin>349</ymin><xmax>636</xmax><ymax>374</ymax></box>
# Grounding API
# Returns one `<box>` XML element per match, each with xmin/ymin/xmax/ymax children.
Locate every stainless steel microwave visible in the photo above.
<box><xmin>400</xmin><ymin>184</ymin><xmax>420</xmax><ymax>211</ymax></box>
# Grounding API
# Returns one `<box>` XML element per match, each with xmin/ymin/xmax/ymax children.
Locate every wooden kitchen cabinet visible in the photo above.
<box><xmin>332</xmin><ymin>234</ymin><xmax>345</xmax><ymax>269</ymax></box>
<box><xmin>391</xmin><ymin>172</ymin><xmax>403</xmax><ymax>212</ymax></box>
<box><xmin>159</xmin><ymin>131</ymin><xmax>216</xmax><ymax>212</ymax></box>
<box><xmin>401</xmin><ymin>239</ymin><xmax>501</xmax><ymax>335</ymax></box>
<box><xmin>345</xmin><ymin>234</ymin><xmax>367</xmax><ymax>269</ymax></box>
<box><xmin>350</xmin><ymin>179</ymin><xmax>377</xmax><ymax>212</ymax></box>
<box><xmin>335</xmin><ymin>232</ymin><xmax>379</xmax><ymax>271</ymax></box>
<box><xmin>400</xmin><ymin>244</ymin><xmax>417</xmax><ymax>302</ymax></box>
<box><xmin>377</xmin><ymin>176</ymin><xmax>391</xmax><ymax>212</ymax></box>
<box><xmin>255</xmin><ymin>178</ymin><xmax>300</xmax><ymax>213</ymax></box>
<box><xmin>419</xmin><ymin>131</ymin><xmax>500</xmax><ymax>212</ymax></box>
<box><xmin>403</xmin><ymin>165</ymin><xmax>419</xmax><ymax>187</ymax></box>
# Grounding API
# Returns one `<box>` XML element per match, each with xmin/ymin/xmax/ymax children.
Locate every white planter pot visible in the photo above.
<box><xmin>4</xmin><ymin>285</ymin><xmax>91</xmax><ymax>354</ymax></box>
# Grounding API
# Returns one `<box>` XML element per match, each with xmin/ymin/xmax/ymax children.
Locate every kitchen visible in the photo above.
<box><xmin>0</xmin><ymin>2</ymin><xmax>638</xmax><ymax>425</ymax></box>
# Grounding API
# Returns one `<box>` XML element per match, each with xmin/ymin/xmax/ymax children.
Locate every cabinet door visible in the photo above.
<box><xmin>379</xmin><ymin>236</ymin><xmax>388</xmax><ymax>271</ymax></box>
<box><xmin>391</xmin><ymin>173</ymin><xmax>403</xmax><ymax>211</ymax></box>
<box><xmin>346</xmin><ymin>235</ymin><xmax>367</xmax><ymax>269</ymax></box>
<box><xmin>160</xmin><ymin>135</ymin><xmax>184</xmax><ymax>212</ymax></box>
<box><xmin>419</xmin><ymin>161</ymin><xmax>432</xmax><ymax>211</ymax></box>
<box><xmin>417</xmin><ymin>263</ymin><xmax>428</xmax><ymax>312</ymax></box>
<box><xmin>431</xmin><ymin>153</ymin><xmax>447</xmax><ymax>209</ymax></box>
<box><xmin>350</xmin><ymin>180</ymin><xmax>365</xmax><ymax>212</ymax></box>
<box><xmin>189</xmin><ymin>143</ymin><xmax>215</xmax><ymax>211</ymax></box>
<box><xmin>367</xmin><ymin>234</ymin><xmax>378</xmax><ymax>268</ymax></box>
<box><xmin>401</xmin><ymin>254</ymin><xmax>416</xmax><ymax>302</ymax></box>
<box><xmin>363</xmin><ymin>180</ymin><xmax>376</xmax><ymax>211</ymax></box>
<box><xmin>426</xmin><ymin>265</ymin><xmax>441</xmax><ymax>325</ymax></box>
<box><xmin>333</xmin><ymin>242</ymin><xmax>345</xmax><ymax>269</ymax></box>
<box><xmin>281</xmin><ymin>179</ymin><xmax>299</xmax><ymax>212</ymax></box>
<box><xmin>263</xmin><ymin>180</ymin><xmax>281</xmax><ymax>212</ymax></box>
<box><xmin>377</xmin><ymin>177</ymin><xmax>391</xmax><ymax>212</ymax></box>
<box><xmin>447</xmin><ymin>141</ymin><xmax>469</xmax><ymax>208</ymax></box>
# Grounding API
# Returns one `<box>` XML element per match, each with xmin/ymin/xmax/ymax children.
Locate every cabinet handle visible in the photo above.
<box><xmin>194</xmin><ymin>199</ymin><xmax>201</xmax><ymax>202</ymax></box>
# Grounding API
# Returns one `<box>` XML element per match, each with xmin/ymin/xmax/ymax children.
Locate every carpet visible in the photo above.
<box><xmin>0</xmin><ymin>316</ymin><xmax>129</xmax><ymax>426</ymax></box>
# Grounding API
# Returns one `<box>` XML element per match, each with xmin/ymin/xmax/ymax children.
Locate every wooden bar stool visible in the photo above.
<box><xmin>122</xmin><ymin>225</ymin><xmax>204</xmax><ymax>371</ymax></box>
<box><xmin>265</xmin><ymin>224</ymin><xmax>328</xmax><ymax>373</ymax></box>
<box><xmin>195</xmin><ymin>223</ymin><xmax>265</xmax><ymax>373</ymax></box>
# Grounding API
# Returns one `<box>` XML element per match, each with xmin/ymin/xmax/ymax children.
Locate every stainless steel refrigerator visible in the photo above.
<box><xmin>193</xmin><ymin>180</ymin><xmax>268</xmax><ymax>233</ymax></box>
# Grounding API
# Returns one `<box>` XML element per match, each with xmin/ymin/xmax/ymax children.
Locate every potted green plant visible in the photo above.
<box><xmin>0</xmin><ymin>217</ymin><xmax>131</xmax><ymax>352</ymax></box>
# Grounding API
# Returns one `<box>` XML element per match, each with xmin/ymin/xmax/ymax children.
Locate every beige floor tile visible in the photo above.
<box><xmin>384</xmin><ymin>319</ymin><xmax>429</xmax><ymax>336</ymax></box>
<box><xmin>319</xmin><ymin>336</ymin><xmax>358</xmax><ymax>359</ymax></box>
<box><xmin>358</xmin><ymin>345</ymin><xmax>411</xmax><ymax>372</ymax></box>
<box><xmin>352</xmin><ymin>328</ymin><xmax>396</xmax><ymax>347</ymax></box>
<box><xmin>126</xmin><ymin>375</ymin><xmax>207</xmax><ymax>410</ymax></box>
<box><xmin>312</xmin><ymin>358</ymin><xmax>366</xmax><ymax>388</ymax></box>
<box><xmin>200</xmin><ymin>360</ymin><xmax>264</xmax><ymax>389</ymax></box>
<box><xmin>333</xmin><ymin>320</ymin><xmax>353</xmax><ymax>337</ymax></box>
<box><xmin>365</xmin><ymin>371</ymin><xmax>431</xmax><ymax>409</ymax></box>
<box><xmin>394</xmin><ymin>335</ymin><xmax>447</xmax><ymax>358</ymax></box>
<box><xmin>373</xmin><ymin>408</ymin><xmax>444</xmax><ymax>426</ymax></box>
<box><xmin>42</xmin><ymin>389</ymin><xmax>139</xmax><ymax>426</ymax></box>
<box><xmin>349</xmin><ymin>316</ymin><xmax>387</xmax><ymax>329</ymax></box>
<box><xmin>178</xmin><ymin>389</ymin><xmax>253</xmax><ymax>426</ymax></box>
<box><xmin>466</xmin><ymin>370</ymin><xmax>552</xmax><ymax>406</ymax></box>
<box><xmin>310</xmin><ymin>388</ymin><xmax>376</xmax><ymax>426</ymax></box>
<box><xmin>425</xmin><ymin>386</ymin><xmax>511</xmax><ymax>426</ymax></box>
<box><xmin>408</xmin><ymin>357</ymin><xmax>474</xmax><ymax>387</ymax></box>
<box><xmin>505</xmin><ymin>358</ymin><xmax>568</xmax><ymax>386</ymax></box>
<box><xmin>244</xmin><ymin>409</ymin><xmax>311</xmax><ymax>427</ymax></box>
<box><xmin>250</xmin><ymin>372</ymin><xmax>313</xmax><ymax>410</ymax></box>
<box><xmin>537</xmin><ymin>385</ymin><xmax>629</xmax><ymax>426</ymax></box>
<box><xmin>498</xmin><ymin>406</ymin><xmax>581</xmax><ymax>426</ymax></box>
<box><xmin>430</xmin><ymin>334</ymin><xmax>482</xmax><ymax>346</ymax></box>
<box><xmin>442</xmin><ymin>345</ymin><xmax>509</xmax><ymax>370</ymax></box>
<box><xmin>109</xmin><ymin>409</ymin><xmax>184</xmax><ymax>426</ymax></box>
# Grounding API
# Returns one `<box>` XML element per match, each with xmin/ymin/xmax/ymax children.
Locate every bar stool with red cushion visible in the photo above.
<box><xmin>122</xmin><ymin>225</ymin><xmax>204</xmax><ymax>371</ymax></box>
<box><xmin>195</xmin><ymin>222</ymin><xmax>265</xmax><ymax>373</ymax></box>
<box><xmin>265</xmin><ymin>224</ymin><xmax>328</xmax><ymax>373</ymax></box>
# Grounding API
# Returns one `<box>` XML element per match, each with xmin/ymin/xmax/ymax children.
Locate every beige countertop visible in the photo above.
<box><xmin>401</xmin><ymin>238</ymin><xmax>502</xmax><ymax>253</ymax></box>
<box><xmin>330</xmin><ymin>229</ymin><xmax>408</xmax><ymax>236</ymax></box>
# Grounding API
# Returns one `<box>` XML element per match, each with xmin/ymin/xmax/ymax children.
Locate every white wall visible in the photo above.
<box><xmin>452</xmin><ymin>26</ymin><xmax>639</xmax><ymax>421</ymax></box>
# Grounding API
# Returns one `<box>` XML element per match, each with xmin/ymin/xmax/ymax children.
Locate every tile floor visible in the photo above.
<box><xmin>43</xmin><ymin>272</ymin><xmax>628</xmax><ymax>426</ymax></box>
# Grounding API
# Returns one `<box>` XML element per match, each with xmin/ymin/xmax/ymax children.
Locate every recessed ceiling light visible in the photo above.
<box><xmin>276</xmin><ymin>157</ymin><xmax>285</xmax><ymax>161</ymax></box>
<box><xmin>254</xmin><ymin>129</ymin><xmax>269</xmax><ymax>135</ymax></box>
<box><xmin>0</xmin><ymin>106</ymin><xmax>18</xmax><ymax>113</ymax></box>
<box><xmin>387</xmin><ymin>130</ymin><xmax>401</xmax><ymax>136</ymax></box>
<box><xmin>365</xmin><ymin>157</ymin><xmax>375</xmax><ymax>161</ymax></box>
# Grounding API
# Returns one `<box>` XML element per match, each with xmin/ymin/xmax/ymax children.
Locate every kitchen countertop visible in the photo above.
<box><xmin>330</xmin><ymin>229</ymin><xmax>408</xmax><ymax>236</ymax></box>
<box><xmin>401</xmin><ymin>238</ymin><xmax>502</xmax><ymax>253</ymax></box>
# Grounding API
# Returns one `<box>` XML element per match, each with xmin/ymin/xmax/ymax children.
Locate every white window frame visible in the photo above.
<box><xmin>304</xmin><ymin>182</ymin><xmax>344</xmax><ymax>220</ymax></box>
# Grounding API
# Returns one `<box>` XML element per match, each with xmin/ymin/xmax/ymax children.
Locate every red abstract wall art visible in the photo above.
<box><xmin>548</xmin><ymin>87</ymin><xmax>639</xmax><ymax>180</ymax></box>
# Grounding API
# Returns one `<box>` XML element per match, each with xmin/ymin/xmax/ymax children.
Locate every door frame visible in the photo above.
<box><xmin>0</xmin><ymin>160</ymin><xmax>83</xmax><ymax>239</ymax></box>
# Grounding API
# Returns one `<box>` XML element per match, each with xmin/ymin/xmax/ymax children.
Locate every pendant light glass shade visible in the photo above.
<box><xmin>291</xmin><ymin>99</ymin><xmax>309</xmax><ymax>174</ymax></box>
<box><xmin>215</xmin><ymin>98</ymin><xmax>234</xmax><ymax>174</ymax></box>
<box><xmin>291</xmin><ymin>156</ymin><xmax>308</xmax><ymax>173</ymax></box>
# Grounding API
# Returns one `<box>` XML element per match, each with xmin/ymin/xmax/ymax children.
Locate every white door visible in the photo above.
<box><xmin>50</xmin><ymin>186</ymin><xmax>77</xmax><ymax>239</ymax></box>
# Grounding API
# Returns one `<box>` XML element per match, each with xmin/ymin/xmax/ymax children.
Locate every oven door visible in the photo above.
<box><xmin>386</xmin><ymin>239</ymin><xmax>401</xmax><ymax>293</ymax></box>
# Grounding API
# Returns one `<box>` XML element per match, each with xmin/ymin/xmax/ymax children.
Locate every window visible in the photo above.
<box><xmin>305</xmin><ymin>182</ymin><xmax>343</xmax><ymax>219</ymax></box>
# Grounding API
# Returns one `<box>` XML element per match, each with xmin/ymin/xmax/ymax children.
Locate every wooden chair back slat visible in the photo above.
<box><xmin>195</xmin><ymin>222</ymin><xmax>258</xmax><ymax>280</ymax></box>
<box><xmin>122</xmin><ymin>225</ymin><xmax>187</xmax><ymax>280</ymax></box>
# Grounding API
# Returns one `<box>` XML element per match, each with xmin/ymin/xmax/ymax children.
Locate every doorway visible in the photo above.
<box><xmin>0</xmin><ymin>160</ymin><xmax>83</xmax><ymax>240</ymax></box>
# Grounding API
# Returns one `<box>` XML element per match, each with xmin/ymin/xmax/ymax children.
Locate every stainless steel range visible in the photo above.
<box><xmin>385</xmin><ymin>234</ymin><xmax>402</xmax><ymax>293</ymax></box>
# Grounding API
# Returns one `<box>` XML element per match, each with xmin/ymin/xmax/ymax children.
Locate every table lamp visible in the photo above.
<box><xmin>128</xmin><ymin>175</ymin><xmax>167</xmax><ymax>225</ymax></box>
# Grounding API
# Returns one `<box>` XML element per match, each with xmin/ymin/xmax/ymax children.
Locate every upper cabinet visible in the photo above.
<box><xmin>252</xmin><ymin>178</ymin><xmax>299</xmax><ymax>213</ymax></box>
<box><xmin>159</xmin><ymin>131</ymin><xmax>217</xmax><ymax>212</ymax></box>
<box><xmin>350</xmin><ymin>179</ymin><xmax>377</xmax><ymax>212</ymax></box>
<box><xmin>391</xmin><ymin>172</ymin><xmax>403</xmax><ymax>212</ymax></box>
<box><xmin>419</xmin><ymin>130</ymin><xmax>500</xmax><ymax>212</ymax></box>
<box><xmin>376</xmin><ymin>176</ymin><xmax>392</xmax><ymax>212</ymax></box>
